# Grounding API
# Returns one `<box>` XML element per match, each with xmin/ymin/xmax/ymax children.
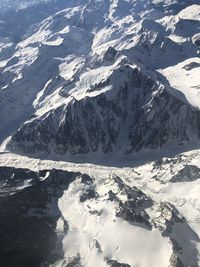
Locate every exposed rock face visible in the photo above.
<box><xmin>0</xmin><ymin>1</ymin><xmax>200</xmax><ymax>267</ymax></box>
<box><xmin>0</xmin><ymin>0</ymin><xmax>199</xmax><ymax>157</ymax></box>
<box><xmin>113</xmin><ymin>176</ymin><xmax>152</xmax><ymax>228</ymax></box>
<box><xmin>193</xmin><ymin>33</ymin><xmax>200</xmax><ymax>47</ymax></box>
<box><xmin>1</xmin><ymin>166</ymin><xmax>150</xmax><ymax>267</ymax></box>
<box><xmin>0</xmin><ymin>166</ymin><xmax>41</xmax><ymax>196</ymax></box>
<box><xmin>7</xmin><ymin>65</ymin><xmax>200</xmax><ymax>156</ymax></box>
<box><xmin>152</xmin><ymin>202</ymin><xmax>200</xmax><ymax>267</ymax></box>
<box><xmin>79</xmin><ymin>186</ymin><xmax>98</xmax><ymax>202</ymax></box>
<box><xmin>152</xmin><ymin>202</ymin><xmax>184</xmax><ymax>236</ymax></box>
<box><xmin>65</xmin><ymin>256</ymin><xmax>83</xmax><ymax>267</ymax></box>
<box><xmin>1</xmin><ymin>161</ymin><xmax>200</xmax><ymax>267</ymax></box>
<box><xmin>107</xmin><ymin>259</ymin><xmax>131</xmax><ymax>267</ymax></box>
<box><xmin>169</xmin><ymin>253</ymin><xmax>184</xmax><ymax>267</ymax></box>
<box><xmin>0</xmin><ymin>166</ymin><xmax>79</xmax><ymax>267</ymax></box>
<box><xmin>116</xmin><ymin>199</ymin><xmax>152</xmax><ymax>229</ymax></box>
<box><xmin>170</xmin><ymin>165</ymin><xmax>200</xmax><ymax>182</ymax></box>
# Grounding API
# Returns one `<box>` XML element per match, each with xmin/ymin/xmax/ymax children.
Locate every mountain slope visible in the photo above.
<box><xmin>7</xmin><ymin>63</ymin><xmax>200</xmax><ymax>156</ymax></box>
<box><xmin>1</xmin><ymin>1</ymin><xmax>200</xmax><ymax>267</ymax></box>
<box><xmin>0</xmin><ymin>0</ymin><xmax>199</xmax><ymax>157</ymax></box>
<box><xmin>0</xmin><ymin>148</ymin><xmax>200</xmax><ymax>267</ymax></box>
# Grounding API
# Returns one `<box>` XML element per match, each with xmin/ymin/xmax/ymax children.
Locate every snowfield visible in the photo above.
<box><xmin>0</xmin><ymin>149</ymin><xmax>200</xmax><ymax>266</ymax></box>
<box><xmin>159</xmin><ymin>57</ymin><xmax>200</xmax><ymax>108</ymax></box>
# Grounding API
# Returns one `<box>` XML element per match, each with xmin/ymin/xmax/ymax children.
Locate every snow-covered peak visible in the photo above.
<box><xmin>0</xmin><ymin>0</ymin><xmax>199</xmax><ymax>156</ymax></box>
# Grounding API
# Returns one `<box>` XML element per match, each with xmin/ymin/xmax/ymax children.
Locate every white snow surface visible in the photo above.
<box><xmin>178</xmin><ymin>4</ymin><xmax>200</xmax><ymax>21</ymax></box>
<box><xmin>0</xmin><ymin>149</ymin><xmax>200</xmax><ymax>266</ymax></box>
<box><xmin>58</xmin><ymin>190</ymin><xmax>171</xmax><ymax>267</ymax></box>
<box><xmin>0</xmin><ymin>0</ymin><xmax>200</xmax><ymax>147</ymax></box>
<box><xmin>159</xmin><ymin>57</ymin><xmax>200</xmax><ymax>108</ymax></box>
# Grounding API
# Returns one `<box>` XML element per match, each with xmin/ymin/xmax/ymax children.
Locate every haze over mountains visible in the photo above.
<box><xmin>0</xmin><ymin>1</ymin><xmax>200</xmax><ymax>267</ymax></box>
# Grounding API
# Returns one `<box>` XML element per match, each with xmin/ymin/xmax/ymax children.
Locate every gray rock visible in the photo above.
<box><xmin>7</xmin><ymin>66</ymin><xmax>200</xmax><ymax>157</ymax></box>
<box><xmin>107</xmin><ymin>259</ymin><xmax>131</xmax><ymax>267</ymax></box>
<box><xmin>170</xmin><ymin>165</ymin><xmax>200</xmax><ymax>182</ymax></box>
<box><xmin>112</xmin><ymin>176</ymin><xmax>152</xmax><ymax>229</ymax></box>
<box><xmin>0</xmin><ymin>167</ymin><xmax>82</xmax><ymax>267</ymax></box>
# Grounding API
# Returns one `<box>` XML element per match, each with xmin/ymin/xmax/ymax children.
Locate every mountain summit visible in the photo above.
<box><xmin>0</xmin><ymin>0</ymin><xmax>199</xmax><ymax>159</ymax></box>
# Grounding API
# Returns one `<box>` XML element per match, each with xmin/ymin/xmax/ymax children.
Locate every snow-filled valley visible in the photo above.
<box><xmin>0</xmin><ymin>0</ymin><xmax>200</xmax><ymax>266</ymax></box>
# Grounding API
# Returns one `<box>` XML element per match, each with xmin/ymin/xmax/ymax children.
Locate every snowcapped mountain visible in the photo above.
<box><xmin>0</xmin><ymin>149</ymin><xmax>200</xmax><ymax>267</ymax></box>
<box><xmin>0</xmin><ymin>1</ymin><xmax>200</xmax><ymax>267</ymax></box>
<box><xmin>0</xmin><ymin>0</ymin><xmax>199</xmax><ymax>158</ymax></box>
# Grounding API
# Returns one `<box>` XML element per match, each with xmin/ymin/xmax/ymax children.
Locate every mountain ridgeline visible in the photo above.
<box><xmin>0</xmin><ymin>0</ymin><xmax>199</xmax><ymax>157</ymax></box>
